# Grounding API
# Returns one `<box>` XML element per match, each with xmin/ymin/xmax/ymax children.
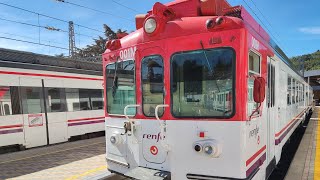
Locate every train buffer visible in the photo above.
<box><xmin>0</xmin><ymin>137</ymin><xmax>115</xmax><ymax>180</ymax></box>
<box><xmin>285</xmin><ymin>106</ymin><xmax>320</xmax><ymax>180</ymax></box>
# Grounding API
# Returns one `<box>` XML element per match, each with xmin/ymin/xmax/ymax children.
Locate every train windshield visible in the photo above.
<box><xmin>106</xmin><ymin>60</ymin><xmax>136</xmax><ymax>115</ymax></box>
<box><xmin>171</xmin><ymin>48</ymin><xmax>235</xmax><ymax>118</ymax></box>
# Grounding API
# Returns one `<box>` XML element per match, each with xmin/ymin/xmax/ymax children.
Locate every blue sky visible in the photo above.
<box><xmin>0</xmin><ymin>0</ymin><xmax>318</xmax><ymax>57</ymax></box>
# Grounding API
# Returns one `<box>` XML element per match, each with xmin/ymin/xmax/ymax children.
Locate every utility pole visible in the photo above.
<box><xmin>69</xmin><ymin>21</ymin><xmax>76</xmax><ymax>57</ymax></box>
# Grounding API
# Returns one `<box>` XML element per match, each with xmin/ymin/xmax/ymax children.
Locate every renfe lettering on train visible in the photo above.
<box><xmin>143</xmin><ymin>132</ymin><xmax>165</xmax><ymax>142</ymax></box>
<box><xmin>119</xmin><ymin>46</ymin><xmax>136</xmax><ymax>60</ymax></box>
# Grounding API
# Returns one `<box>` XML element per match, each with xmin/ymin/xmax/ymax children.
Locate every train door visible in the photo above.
<box><xmin>43</xmin><ymin>79</ymin><xmax>68</xmax><ymax>144</ymax></box>
<box><xmin>140</xmin><ymin>47</ymin><xmax>168</xmax><ymax>166</ymax></box>
<box><xmin>20</xmin><ymin>77</ymin><xmax>48</xmax><ymax>148</ymax></box>
<box><xmin>266</xmin><ymin>57</ymin><xmax>276</xmax><ymax>176</ymax></box>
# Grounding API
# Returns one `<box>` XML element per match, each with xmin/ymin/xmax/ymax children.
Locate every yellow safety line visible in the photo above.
<box><xmin>314</xmin><ymin>109</ymin><xmax>320</xmax><ymax>180</ymax></box>
<box><xmin>65</xmin><ymin>165</ymin><xmax>107</xmax><ymax>180</ymax></box>
<box><xmin>0</xmin><ymin>142</ymin><xmax>104</xmax><ymax>165</ymax></box>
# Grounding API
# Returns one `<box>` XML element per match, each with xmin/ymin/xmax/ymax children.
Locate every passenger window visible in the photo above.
<box><xmin>65</xmin><ymin>88</ymin><xmax>81</xmax><ymax>111</ymax></box>
<box><xmin>90</xmin><ymin>89</ymin><xmax>104</xmax><ymax>110</ymax></box>
<box><xmin>47</xmin><ymin>88</ymin><xmax>66</xmax><ymax>112</ymax></box>
<box><xmin>247</xmin><ymin>51</ymin><xmax>261</xmax><ymax>117</ymax></box>
<box><xmin>10</xmin><ymin>87</ymin><xmax>21</xmax><ymax>114</ymax></box>
<box><xmin>21</xmin><ymin>87</ymin><xmax>44</xmax><ymax>114</ymax></box>
<box><xmin>79</xmin><ymin>89</ymin><xmax>91</xmax><ymax>110</ymax></box>
<box><xmin>0</xmin><ymin>87</ymin><xmax>12</xmax><ymax>116</ymax></box>
<box><xmin>142</xmin><ymin>55</ymin><xmax>164</xmax><ymax>117</ymax></box>
<box><xmin>4</xmin><ymin>104</ymin><xmax>10</xmax><ymax>115</ymax></box>
<box><xmin>287</xmin><ymin>76</ymin><xmax>291</xmax><ymax>105</ymax></box>
<box><xmin>292</xmin><ymin>79</ymin><xmax>295</xmax><ymax>104</ymax></box>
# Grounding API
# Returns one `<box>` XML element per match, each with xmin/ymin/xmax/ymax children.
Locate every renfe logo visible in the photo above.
<box><xmin>143</xmin><ymin>132</ymin><xmax>165</xmax><ymax>142</ymax></box>
<box><xmin>119</xmin><ymin>46</ymin><xmax>136</xmax><ymax>60</ymax></box>
<box><xmin>150</xmin><ymin>146</ymin><xmax>158</xmax><ymax>155</ymax></box>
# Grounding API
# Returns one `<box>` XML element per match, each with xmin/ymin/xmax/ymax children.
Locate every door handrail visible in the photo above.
<box><xmin>155</xmin><ymin>104</ymin><xmax>170</xmax><ymax>151</ymax></box>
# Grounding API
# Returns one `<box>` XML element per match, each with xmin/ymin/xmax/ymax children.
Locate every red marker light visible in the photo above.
<box><xmin>199</xmin><ymin>132</ymin><xmax>205</xmax><ymax>138</ymax></box>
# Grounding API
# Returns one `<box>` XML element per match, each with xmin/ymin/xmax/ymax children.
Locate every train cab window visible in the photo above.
<box><xmin>142</xmin><ymin>55</ymin><xmax>164</xmax><ymax>117</ymax></box>
<box><xmin>21</xmin><ymin>87</ymin><xmax>44</xmax><ymax>114</ymax></box>
<box><xmin>247</xmin><ymin>51</ymin><xmax>261</xmax><ymax>117</ymax></box>
<box><xmin>106</xmin><ymin>60</ymin><xmax>136</xmax><ymax>115</ymax></box>
<box><xmin>249</xmin><ymin>52</ymin><xmax>260</xmax><ymax>74</ymax></box>
<box><xmin>171</xmin><ymin>48</ymin><xmax>235</xmax><ymax>117</ymax></box>
<box><xmin>46</xmin><ymin>88</ymin><xmax>66</xmax><ymax>112</ymax></box>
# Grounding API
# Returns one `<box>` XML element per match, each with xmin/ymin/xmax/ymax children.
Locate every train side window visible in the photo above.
<box><xmin>248</xmin><ymin>51</ymin><xmax>261</xmax><ymax>117</ymax></box>
<box><xmin>0</xmin><ymin>87</ymin><xmax>12</xmax><ymax>116</ymax></box>
<box><xmin>79</xmin><ymin>89</ymin><xmax>91</xmax><ymax>110</ymax></box>
<box><xmin>89</xmin><ymin>89</ymin><xmax>104</xmax><ymax>110</ymax></box>
<box><xmin>292</xmin><ymin>79</ymin><xmax>295</xmax><ymax>104</ymax></box>
<box><xmin>46</xmin><ymin>88</ymin><xmax>66</xmax><ymax>113</ymax></box>
<box><xmin>65</xmin><ymin>88</ymin><xmax>80</xmax><ymax>111</ymax></box>
<box><xmin>141</xmin><ymin>55</ymin><xmax>164</xmax><ymax>117</ymax></box>
<box><xmin>10</xmin><ymin>87</ymin><xmax>21</xmax><ymax>114</ymax></box>
<box><xmin>21</xmin><ymin>87</ymin><xmax>44</xmax><ymax>114</ymax></box>
<box><xmin>287</xmin><ymin>76</ymin><xmax>291</xmax><ymax>105</ymax></box>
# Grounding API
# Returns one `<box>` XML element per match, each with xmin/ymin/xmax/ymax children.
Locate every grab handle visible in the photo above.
<box><xmin>155</xmin><ymin>104</ymin><xmax>170</xmax><ymax>151</ymax></box>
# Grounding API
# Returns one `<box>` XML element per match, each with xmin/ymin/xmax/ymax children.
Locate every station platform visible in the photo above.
<box><xmin>285</xmin><ymin>107</ymin><xmax>320</xmax><ymax>180</ymax></box>
<box><xmin>0</xmin><ymin>137</ymin><xmax>114</xmax><ymax>180</ymax></box>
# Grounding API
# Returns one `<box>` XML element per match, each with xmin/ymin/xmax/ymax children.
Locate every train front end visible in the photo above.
<box><xmin>103</xmin><ymin>0</ymin><xmax>263</xmax><ymax>179</ymax></box>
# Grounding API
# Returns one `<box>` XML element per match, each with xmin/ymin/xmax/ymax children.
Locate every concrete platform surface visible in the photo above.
<box><xmin>0</xmin><ymin>137</ymin><xmax>113</xmax><ymax>180</ymax></box>
<box><xmin>285</xmin><ymin>107</ymin><xmax>319</xmax><ymax>180</ymax></box>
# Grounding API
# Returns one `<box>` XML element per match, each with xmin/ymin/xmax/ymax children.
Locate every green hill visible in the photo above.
<box><xmin>290</xmin><ymin>50</ymin><xmax>320</xmax><ymax>71</ymax></box>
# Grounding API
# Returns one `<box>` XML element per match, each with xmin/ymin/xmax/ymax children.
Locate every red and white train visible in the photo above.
<box><xmin>103</xmin><ymin>0</ymin><xmax>314</xmax><ymax>179</ymax></box>
<box><xmin>0</xmin><ymin>48</ymin><xmax>104</xmax><ymax>150</ymax></box>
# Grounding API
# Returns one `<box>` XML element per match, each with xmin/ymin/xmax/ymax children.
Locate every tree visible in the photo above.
<box><xmin>74</xmin><ymin>24</ymin><xmax>127</xmax><ymax>58</ymax></box>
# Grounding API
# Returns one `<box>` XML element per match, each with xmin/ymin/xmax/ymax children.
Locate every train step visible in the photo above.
<box><xmin>123</xmin><ymin>167</ymin><xmax>170</xmax><ymax>180</ymax></box>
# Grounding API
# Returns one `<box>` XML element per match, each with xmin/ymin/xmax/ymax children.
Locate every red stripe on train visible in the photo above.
<box><xmin>275</xmin><ymin>110</ymin><xmax>305</xmax><ymax>137</ymax></box>
<box><xmin>246</xmin><ymin>145</ymin><xmax>266</xmax><ymax>166</ymax></box>
<box><xmin>0</xmin><ymin>70</ymin><xmax>103</xmax><ymax>81</ymax></box>
<box><xmin>0</xmin><ymin>124</ymin><xmax>23</xmax><ymax>129</ymax></box>
<box><xmin>68</xmin><ymin>116</ymin><xmax>105</xmax><ymax>123</ymax></box>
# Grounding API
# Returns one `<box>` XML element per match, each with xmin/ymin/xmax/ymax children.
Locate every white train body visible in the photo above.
<box><xmin>0</xmin><ymin>48</ymin><xmax>104</xmax><ymax>149</ymax></box>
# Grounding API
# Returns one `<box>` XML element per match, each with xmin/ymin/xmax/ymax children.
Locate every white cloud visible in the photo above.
<box><xmin>299</xmin><ymin>27</ymin><xmax>320</xmax><ymax>35</ymax></box>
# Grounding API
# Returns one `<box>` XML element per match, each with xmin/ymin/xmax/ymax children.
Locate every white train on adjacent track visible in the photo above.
<box><xmin>0</xmin><ymin>48</ymin><xmax>104</xmax><ymax>150</ymax></box>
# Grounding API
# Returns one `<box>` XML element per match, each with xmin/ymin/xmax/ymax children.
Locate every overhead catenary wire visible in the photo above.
<box><xmin>0</xmin><ymin>2</ymin><xmax>104</xmax><ymax>34</ymax></box>
<box><xmin>247</xmin><ymin>0</ymin><xmax>282</xmax><ymax>42</ymax></box>
<box><xmin>0</xmin><ymin>31</ymin><xmax>66</xmax><ymax>46</ymax></box>
<box><xmin>0</xmin><ymin>36</ymin><xmax>69</xmax><ymax>50</ymax></box>
<box><xmin>0</xmin><ymin>17</ymin><xmax>96</xmax><ymax>39</ymax></box>
<box><xmin>55</xmin><ymin>0</ymin><xmax>132</xmax><ymax>22</ymax></box>
<box><xmin>242</xmin><ymin>0</ymin><xmax>289</xmax><ymax>54</ymax></box>
<box><xmin>111</xmin><ymin>0</ymin><xmax>139</xmax><ymax>13</ymax></box>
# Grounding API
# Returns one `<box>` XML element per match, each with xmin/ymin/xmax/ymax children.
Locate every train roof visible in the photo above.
<box><xmin>0</xmin><ymin>48</ymin><xmax>102</xmax><ymax>76</ymax></box>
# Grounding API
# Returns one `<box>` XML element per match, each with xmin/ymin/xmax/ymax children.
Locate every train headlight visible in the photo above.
<box><xmin>204</xmin><ymin>144</ymin><xmax>214</xmax><ymax>155</ymax></box>
<box><xmin>110</xmin><ymin>133</ymin><xmax>122</xmax><ymax>146</ymax></box>
<box><xmin>144</xmin><ymin>18</ymin><xmax>157</xmax><ymax>34</ymax></box>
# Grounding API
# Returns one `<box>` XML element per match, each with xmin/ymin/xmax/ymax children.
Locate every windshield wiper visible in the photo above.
<box><xmin>111</xmin><ymin>61</ymin><xmax>119</xmax><ymax>97</ymax></box>
<box><xmin>200</xmin><ymin>41</ymin><xmax>213</xmax><ymax>74</ymax></box>
<box><xmin>200</xmin><ymin>41</ymin><xmax>220</xmax><ymax>93</ymax></box>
